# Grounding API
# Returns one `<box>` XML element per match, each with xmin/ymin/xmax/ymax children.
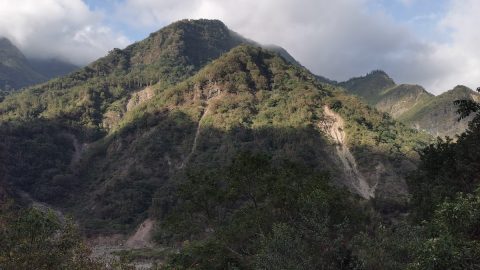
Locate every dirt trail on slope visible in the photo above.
<box><xmin>179</xmin><ymin>105</ymin><xmax>211</xmax><ymax>169</ymax></box>
<box><xmin>179</xmin><ymin>93</ymin><xmax>222</xmax><ymax>169</ymax></box>
<box><xmin>61</xmin><ymin>133</ymin><xmax>88</xmax><ymax>169</ymax></box>
<box><xmin>323</xmin><ymin>106</ymin><xmax>375</xmax><ymax>199</ymax></box>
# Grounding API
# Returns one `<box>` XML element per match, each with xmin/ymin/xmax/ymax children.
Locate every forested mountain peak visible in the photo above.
<box><xmin>339</xmin><ymin>70</ymin><xmax>396</xmax><ymax>102</ymax></box>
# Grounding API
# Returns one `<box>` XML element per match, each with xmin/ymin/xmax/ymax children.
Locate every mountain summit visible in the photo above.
<box><xmin>339</xmin><ymin>70</ymin><xmax>396</xmax><ymax>102</ymax></box>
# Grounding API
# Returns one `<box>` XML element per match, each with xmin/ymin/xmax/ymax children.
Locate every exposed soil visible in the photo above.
<box><xmin>323</xmin><ymin>106</ymin><xmax>376</xmax><ymax>199</ymax></box>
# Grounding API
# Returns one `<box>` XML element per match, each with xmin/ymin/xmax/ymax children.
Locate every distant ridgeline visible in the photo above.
<box><xmin>337</xmin><ymin>70</ymin><xmax>480</xmax><ymax>137</ymax></box>
<box><xmin>0</xmin><ymin>37</ymin><xmax>78</xmax><ymax>91</ymax></box>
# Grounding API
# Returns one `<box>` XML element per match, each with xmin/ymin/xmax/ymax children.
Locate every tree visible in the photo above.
<box><xmin>0</xmin><ymin>208</ymin><xmax>103</xmax><ymax>270</ymax></box>
<box><xmin>409</xmin><ymin>190</ymin><xmax>480</xmax><ymax>270</ymax></box>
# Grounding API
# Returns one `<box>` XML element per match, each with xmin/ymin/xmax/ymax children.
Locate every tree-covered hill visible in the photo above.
<box><xmin>399</xmin><ymin>85</ymin><xmax>480</xmax><ymax>137</ymax></box>
<box><xmin>0</xmin><ymin>19</ymin><xmax>436</xmax><ymax>269</ymax></box>
<box><xmin>339</xmin><ymin>70</ymin><xmax>479</xmax><ymax>137</ymax></box>
<box><xmin>0</xmin><ymin>37</ymin><xmax>77</xmax><ymax>91</ymax></box>
<box><xmin>339</xmin><ymin>70</ymin><xmax>396</xmax><ymax>103</ymax></box>
<box><xmin>0</xmin><ymin>37</ymin><xmax>429</xmax><ymax>225</ymax></box>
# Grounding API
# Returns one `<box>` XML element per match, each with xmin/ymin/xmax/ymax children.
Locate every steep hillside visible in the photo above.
<box><xmin>0</xmin><ymin>20</ymin><xmax>434</xmax><ymax>268</ymax></box>
<box><xmin>0</xmin><ymin>37</ymin><xmax>78</xmax><ymax>91</ymax></box>
<box><xmin>400</xmin><ymin>86</ymin><xmax>480</xmax><ymax>137</ymax></box>
<box><xmin>0</xmin><ymin>37</ymin><xmax>44</xmax><ymax>90</ymax></box>
<box><xmin>339</xmin><ymin>70</ymin><xmax>396</xmax><ymax>103</ymax></box>
<box><xmin>341</xmin><ymin>70</ymin><xmax>477</xmax><ymax>137</ymax></box>
<box><xmin>0</xmin><ymin>44</ymin><xmax>429</xmax><ymax>232</ymax></box>
<box><xmin>375</xmin><ymin>84</ymin><xmax>434</xmax><ymax>118</ymax></box>
<box><xmin>29</xmin><ymin>58</ymin><xmax>78</xmax><ymax>79</ymax></box>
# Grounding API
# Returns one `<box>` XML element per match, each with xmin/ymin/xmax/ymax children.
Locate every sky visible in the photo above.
<box><xmin>0</xmin><ymin>0</ymin><xmax>478</xmax><ymax>94</ymax></box>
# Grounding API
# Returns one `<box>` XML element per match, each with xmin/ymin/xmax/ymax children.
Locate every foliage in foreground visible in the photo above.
<box><xmin>157</xmin><ymin>152</ymin><xmax>366</xmax><ymax>269</ymax></box>
<box><xmin>0</xmin><ymin>207</ymin><xmax>103</xmax><ymax>270</ymax></box>
<box><xmin>0</xmin><ymin>206</ymin><xmax>136</xmax><ymax>270</ymax></box>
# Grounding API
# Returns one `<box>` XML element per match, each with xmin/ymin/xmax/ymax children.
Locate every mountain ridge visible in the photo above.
<box><xmin>338</xmin><ymin>70</ymin><xmax>479</xmax><ymax>137</ymax></box>
<box><xmin>0</xmin><ymin>37</ymin><xmax>78</xmax><ymax>91</ymax></box>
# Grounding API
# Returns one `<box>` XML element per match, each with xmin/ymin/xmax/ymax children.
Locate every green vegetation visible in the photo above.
<box><xmin>159</xmin><ymin>152</ymin><xmax>364</xmax><ymax>269</ymax></box>
<box><xmin>0</xmin><ymin>206</ymin><xmax>103</xmax><ymax>270</ymax></box>
<box><xmin>408</xmin><ymin>98</ymin><xmax>480</xmax><ymax>220</ymax></box>
<box><xmin>0</xmin><ymin>37</ymin><xmax>77</xmax><ymax>91</ymax></box>
<box><xmin>340</xmin><ymin>71</ymin><xmax>479</xmax><ymax>137</ymax></box>
<box><xmin>339</xmin><ymin>70</ymin><xmax>396</xmax><ymax>104</ymax></box>
<box><xmin>352</xmin><ymin>90</ymin><xmax>480</xmax><ymax>269</ymax></box>
<box><xmin>4</xmin><ymin>19</ymin><xmax>475</xmax><ymax>269</ymax></box>
<box><xmin>399</xmin><ymin>86</ymin><xmax>479</xmax><ymax>137</ymax></box>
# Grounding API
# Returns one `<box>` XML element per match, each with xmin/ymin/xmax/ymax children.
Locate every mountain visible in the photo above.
<box><xmin>0</xmin><ymin>37</ymin><xmax>78</xmax><ymax>91</ymax></box>
<box><xmin>339</xmin><ymin>70</ymin><xmax>396</xmax><ymax>103</ymax></box>
<box><xmin>0</xmin><ymin>19</ymin><xmax>432</xmax><ymax>267</ymax></box>
<box><xmin>0</xmin><ymin>37</ymin><xmax>44</xmax><ymax>90</ymax></box>
<box><xmin>399</xmin><ymin>85</ymin><xmax>480</xmax><ymax>136</ymax></box>
<box><xmin>29</xmin><ymin>58</ymin><xmax>78</xmax><ymax>79</ymax></box>
<box><xmin>340</xmin><ymin>70</ymin><xmax>478</xmax><ymax>137</ymax></box>
<box><xmin>375</xmin><ymin>84</ymin><xmax>434</xmax><ymax>118</ymax></box>
<box><xmin>1</xmin><ymin>18</ymin><xmax>429</xmax><ymax>223</ymax></box>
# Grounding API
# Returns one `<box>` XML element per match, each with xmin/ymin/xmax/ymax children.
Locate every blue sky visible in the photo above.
<box><xmin>83</xmin><ymin>0</ymin><xmax>451</xmax><ymax>43</ymax></box>
<box><xmin>0</xmin><ymin>0</ymin><xmax>478</xmax><ymax>93</ymax></box>
<box><xmin>83</xmin><ymin>0</ymin><xmax>444</xmax><ymax>42</ymax></box>
<box><xmin>372</xmin><ymin>0</ymin><xmax>450</xmax><ymax>41</ymax></box>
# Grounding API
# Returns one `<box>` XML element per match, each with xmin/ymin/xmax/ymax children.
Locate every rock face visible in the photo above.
<box><xmin>323</xmin><ymin>106</ymin><xmax>376</xmax><ymax>199</ymax></box>
<box><xmin>340</xmin><ymin>71</ymin><xmax>478</xmax><ymax>137</ymax></box>
<box><xmin>127</xmin><ymin>86</ymin><xmax>155</xmax><ymax>112</ymax></box>
<box><xmin>125</xmin><ymin>218</ymin><xmax>155</xmax><ymax>249</ymax></box>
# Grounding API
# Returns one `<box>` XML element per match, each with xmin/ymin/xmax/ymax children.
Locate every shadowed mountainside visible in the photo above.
<box><xmin>0</xmin><ymin>42</ymin><xmax>430</xmax><ymax>233</ymax></box>
<box><xmin>0</xmin><ymin>37</ymin><xmax>78</xmax><ymax>91</ymax></box>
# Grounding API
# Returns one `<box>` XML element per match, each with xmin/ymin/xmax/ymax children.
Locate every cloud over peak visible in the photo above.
<box><xmin>0</xmin><ymin>0</ymin><xmax>478</xmax><ymax>94</ymax></box>
<box><xmin>0</xmin><ymin>0</ymin><xmax>129</xmax><ymax>65</ymax></box>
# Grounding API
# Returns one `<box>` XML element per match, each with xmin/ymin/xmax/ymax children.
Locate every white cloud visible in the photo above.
<box><xmin>114</xmin><ymin>0</ymin><xmax>480</xmax><ymax>93</ymax></box>
<box><xmin>428</xmin><ymin>0</ymin><xmax>480</xmax><ymax>92</ymax></box>
<box><xmin>0</xmin><ymin>0</ymin><xmax>129</xmax><ymax>65</ymax></box>
<box><xmin>114</xmin><ymin>0</ymin><xmax>442</xmax><ymax>90</ymax></box>
<box><xmin>1</xmin><ymin>0</ymin><xmax>478</xmax><ymax>93</ymax></box>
